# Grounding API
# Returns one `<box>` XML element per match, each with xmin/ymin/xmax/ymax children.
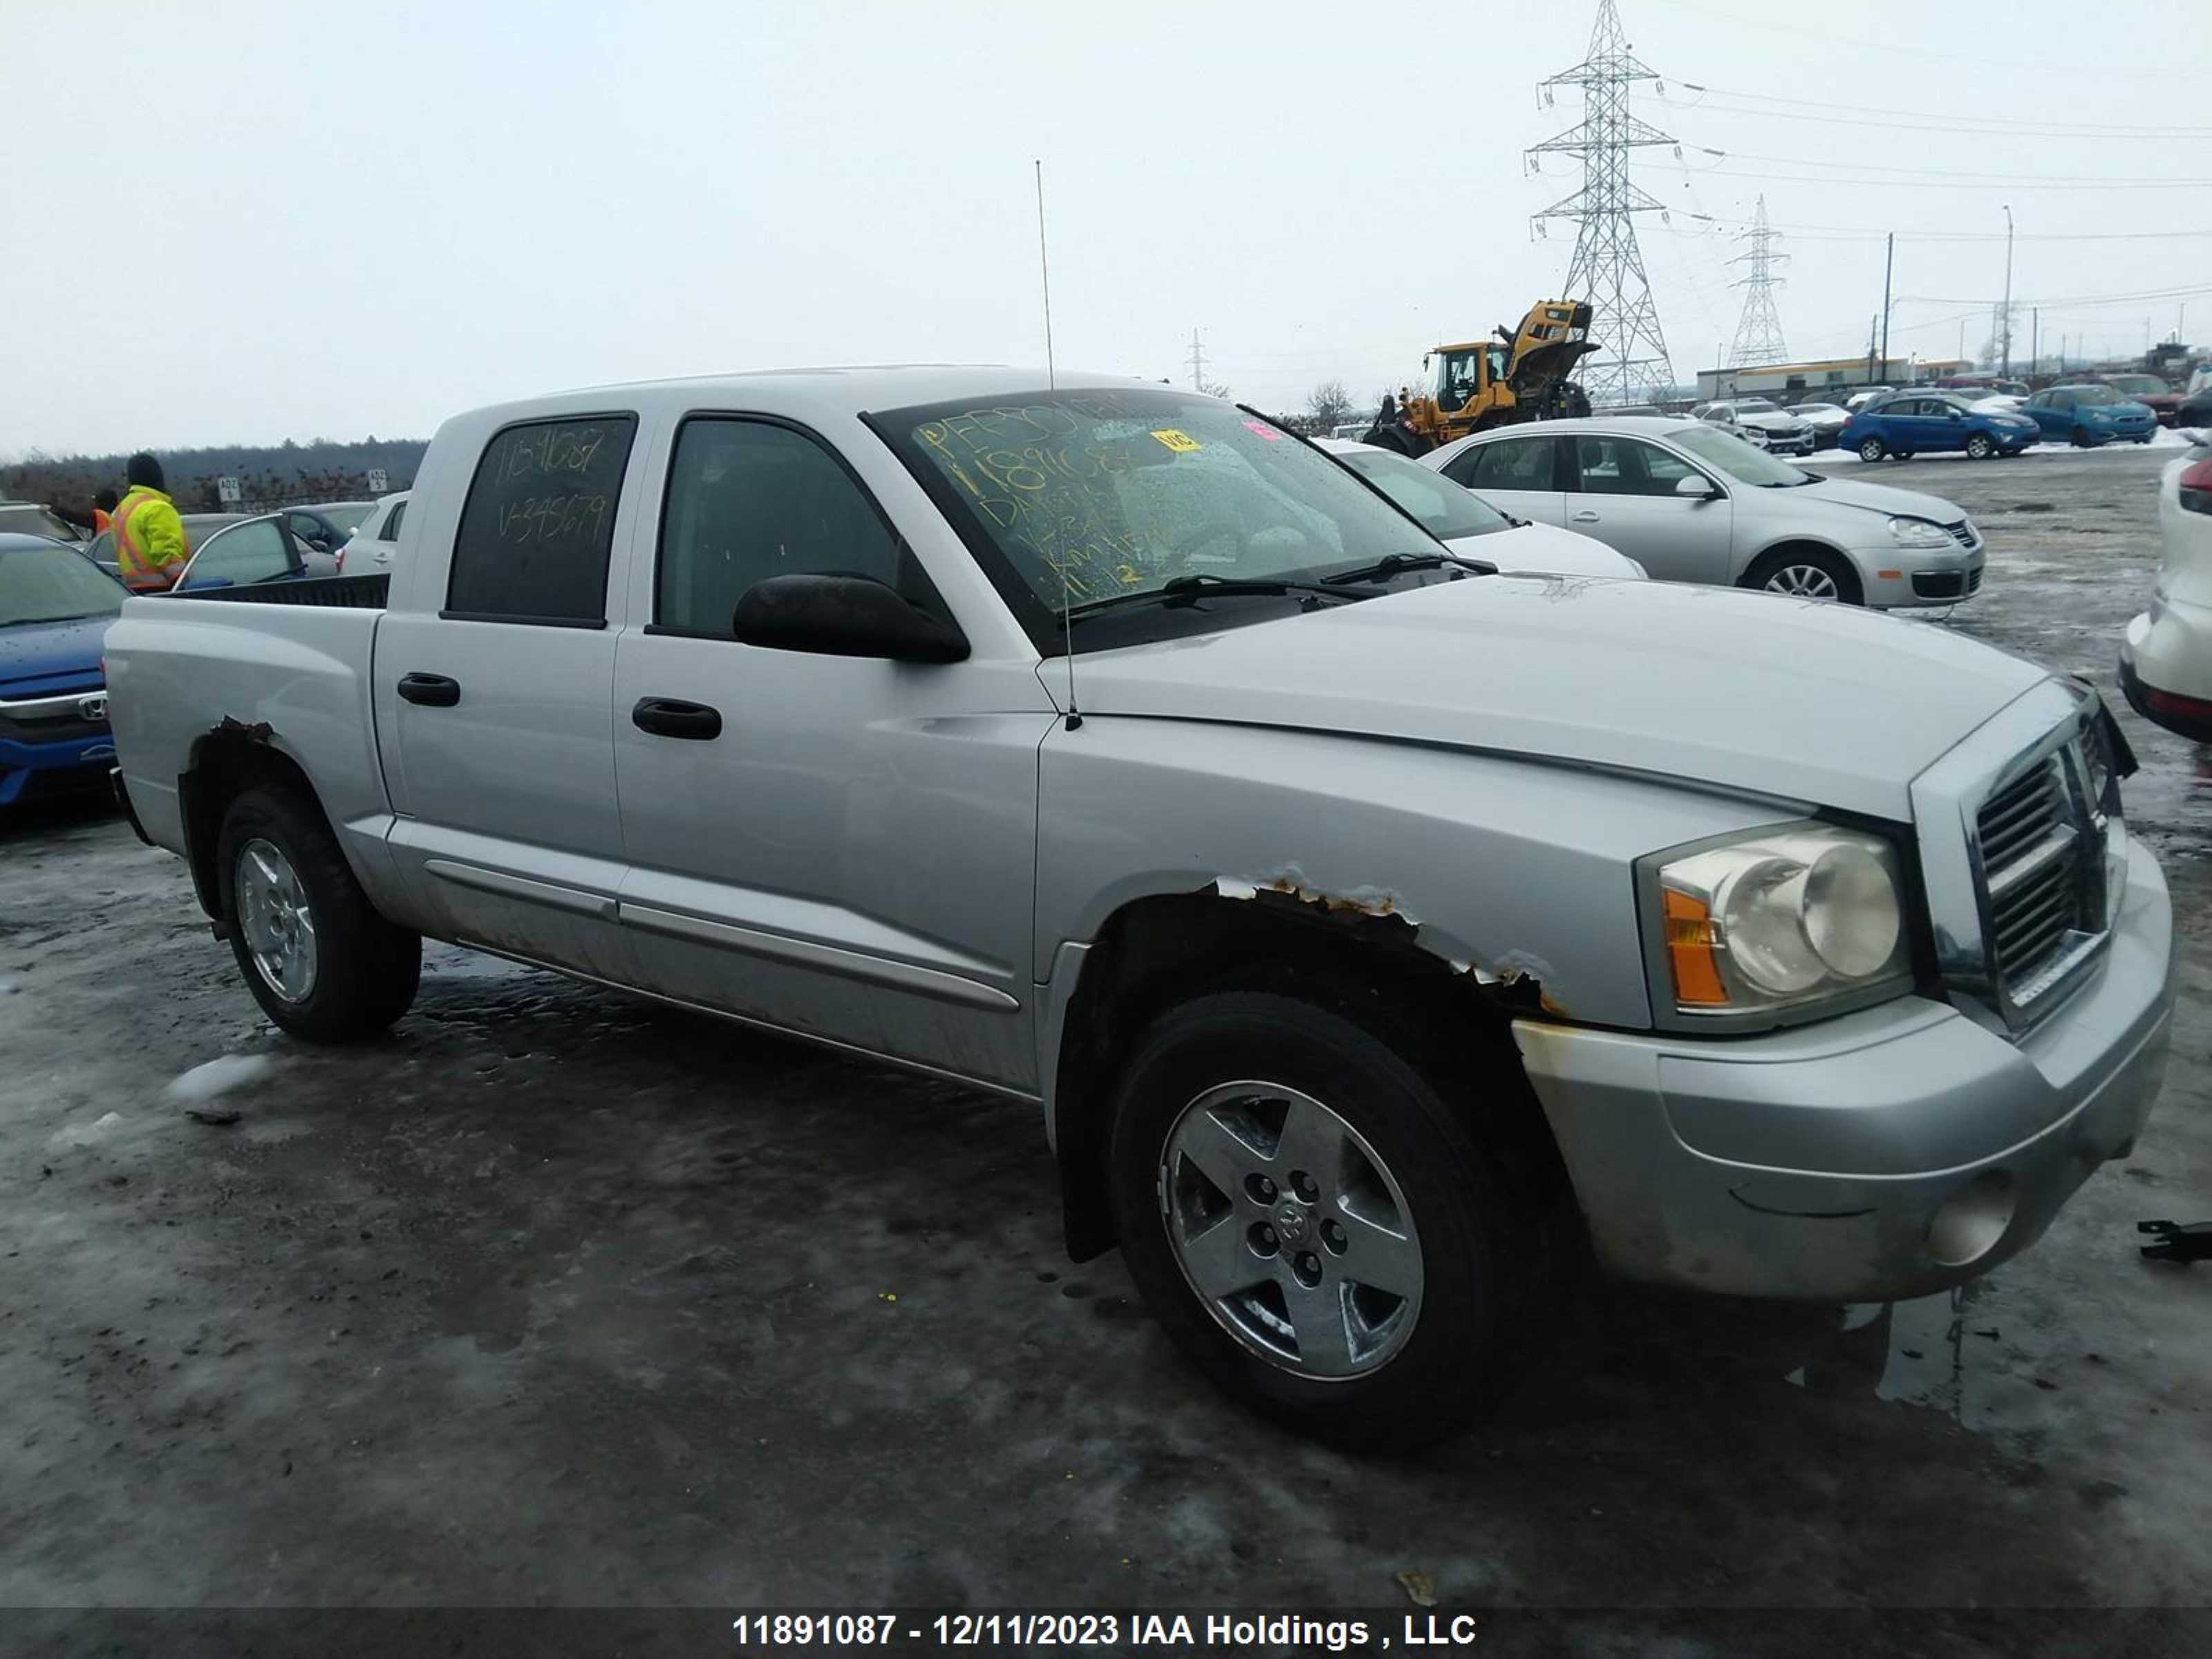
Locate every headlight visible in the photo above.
<box><xmin>1888</xmin><ymin>516</ymin><xmax>1953</xmax><ymax>549</ymax></box>
<box><xmin>1653</xmin><ymin>827</ymin><xmax>1910</xmax><ymax>1020</ymax></box>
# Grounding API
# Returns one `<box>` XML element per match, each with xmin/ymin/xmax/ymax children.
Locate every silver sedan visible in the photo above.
<box><xmin>1423</xmin><ymin>415</ymin><xmax>1985</xmax><ymax>608</ymax></box>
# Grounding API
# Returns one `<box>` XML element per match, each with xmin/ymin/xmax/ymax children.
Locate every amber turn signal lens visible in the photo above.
<box><xmin>1663</xmin><ymin>888</ymin><xmax>1729</xmax><ymax>1006</ymax></box>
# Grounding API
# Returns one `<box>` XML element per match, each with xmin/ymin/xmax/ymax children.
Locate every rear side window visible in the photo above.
<box><xmin>655</xmin><ymin>417</ymin><xmax>906</xmax><ymax>637</ymax></box>
<box><xmin>447</xmin><ymin>414</ymin><xmax>637</xmax><ymax>624</ymax></box>
<box><xmin>1446</xmin><ymin>436</ymin><xmax>1556</xmax><ymax>493</ymax></box>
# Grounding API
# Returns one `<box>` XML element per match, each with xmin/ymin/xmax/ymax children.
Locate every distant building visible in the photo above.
<box><xmin>1696</xmin><ymin>357</ymin><xmax>1971</xmax><ymax>402</ymax></box>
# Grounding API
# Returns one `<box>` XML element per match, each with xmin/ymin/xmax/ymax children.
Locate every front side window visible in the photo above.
<box><xmin>381</xmin><ymin>500</ymin><xmax>408</xmax><ymax>541</ymax></box>
<box><xmin>1666</xmin><ymin>426</ymin><xmax>1814</xmax><ymax>487</ymax></box>
<box><xmin>0</xmin><ymin>542</ymin><xmax>126</xmax><ymax>624</ymax></box>
<box><xmin>1337</xmin><ymin>449</ymin><xmax>1510</xmax><ymax>538</ymax></box>
<box><xmin>1450</xmin><ymin>436</ymin><xmax>1557</xmax><ymax>493</ymax></box>
<box><xmin>656</xmin><ymin>418</ymin><xmax>908</xmax><ymax>637</ymax></box>
<box><xmin>185</xmin><ymin>519</ymin><xmax>296</xmax><ymax>587</ymax></box>
<box><xmin>447</xmin><ymin>413</ymin><xmax>638</xmax><ymax>624</ymax></box>
<box><xmin>2072</xmin><ymin>386</ymin><xmax>2120</xmax><ymax>407</ymax></box>
<box><xmin>876</xmin><ymin>388</ymin><xmax>1441</xmax><ymax>650</ymax></box>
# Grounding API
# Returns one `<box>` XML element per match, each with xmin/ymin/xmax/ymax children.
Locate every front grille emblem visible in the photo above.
<box><xmin>78</xmin><ymin>693</ymin><xmax>108</xmax><ymax>721</ymax></box>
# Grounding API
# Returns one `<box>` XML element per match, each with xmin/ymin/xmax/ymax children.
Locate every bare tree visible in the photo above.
<box><xmin>1306</xmin><ymin>379</ymin><xmax>1355</xmax><ymax>429</ymax></box>
<box><xmin>1197</xmin><ymin>378</ymin><xmax>1235</xmax><ymax>401</ymax></box>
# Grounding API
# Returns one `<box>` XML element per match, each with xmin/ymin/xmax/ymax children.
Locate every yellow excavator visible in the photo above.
<box><xmin>1362</xmin><ymin>300</ymin><xmax>1597</xmax><ymax>456</ymax></box>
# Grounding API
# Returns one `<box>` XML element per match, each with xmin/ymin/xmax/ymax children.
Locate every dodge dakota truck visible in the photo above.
<box><xmin>104</xmin><ymin>368</ymin><xmax>2175</xmax><ymax>1446</ymax></box>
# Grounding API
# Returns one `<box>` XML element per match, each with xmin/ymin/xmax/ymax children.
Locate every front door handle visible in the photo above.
<box><xmin>632</xmin><ymin>697</ymin><xmax>722</xmax><ymax>741</ymax></box>
<box><xmin>397</xmin><ymin>673</ymin><xmax>460</xmax><ymax>707</ymax></box>
<box><xmin>1571</xmin><ymin>511</ymin><xmax>1601</xmax><ymax>523</ymax></box>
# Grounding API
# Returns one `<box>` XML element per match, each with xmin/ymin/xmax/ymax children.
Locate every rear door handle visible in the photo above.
<box><xmin>397</xmin><ymin>673</ymin><xmax>460</xmax><ymax>707</ymax></box>
<box><xmin>631</xmin><ymin>697</ymin><xmax>722</xmax><ymax>741</ymax></box>
<box><xmin>1571</xmin><ymin>511</ymin><xmax>1601</xmax><ymax>523</ymax></box>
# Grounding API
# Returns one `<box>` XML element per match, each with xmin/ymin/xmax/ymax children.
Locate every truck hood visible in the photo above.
<box><xmin>0</xmin><ymin>614</ymin><xmax>112</xmax><ymax>699</ymax></box>
<box><xmin>1069</xmin><ymin>577</ymin><xmax>2046</xmax><ymax>819</ymax></box>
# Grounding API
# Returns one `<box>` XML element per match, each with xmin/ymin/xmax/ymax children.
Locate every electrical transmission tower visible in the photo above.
<box><xmin>1527</xmin><ymin>0</ymin><xmax>1677</xmax><ymax>405</ymax></box>
<box><xmin>1725</xmin><ymin>196</ymin><xmax>1789</xmax><ymax>368</ymax></box>
<box><xmin>1188</xmin><ymin>328</ymin><xmax>1208</xmax><ymax>391</ymax></box>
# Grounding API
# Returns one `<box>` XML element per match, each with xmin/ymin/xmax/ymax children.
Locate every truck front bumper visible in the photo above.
<box><xmin>1515</xmin><ymin>835</ymin><xmax>2173</xmax><ymax>1302</ymax></box>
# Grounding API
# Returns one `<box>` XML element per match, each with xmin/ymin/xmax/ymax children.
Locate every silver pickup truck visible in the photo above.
<box><xmin>106</xmin><ymin>368</ymin><xmax>2175</xmax><ymax>1446</ymax></box>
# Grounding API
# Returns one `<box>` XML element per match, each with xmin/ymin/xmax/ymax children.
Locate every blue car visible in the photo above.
<box><xmin>2022</xmin><ymin>384</ymin><xmax>2161</xmax><ymax>447</ymax></box>
<box><xmin>0</xmin><ymin>533</ymin><xmax>125</xmax><ymax>807</ymax></box>
<box><xmin>1837</xmin><ymin>390</ymin><xmax>2041</xmax><ymax>463</ymax></box>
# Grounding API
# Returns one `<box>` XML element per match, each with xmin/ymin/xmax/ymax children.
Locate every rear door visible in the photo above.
<box><xmin>608</xmin><ymin>409</ymin><xmax>1053</xmax><ymax>1089</ymax></box>
<box><xmin>1437</xmin><ymin>434</ymin><xmax>1567</xmax><ymax>526</ymax></box>
<box><xmin>374</xmin><ymin>409</ymin><xmax>647</xmax><ymax>981</ymax></box>
<box><xmin>1563</xmin><ymin>435</ymin><xmax>1730</xmax><ymax>583</ymax></box>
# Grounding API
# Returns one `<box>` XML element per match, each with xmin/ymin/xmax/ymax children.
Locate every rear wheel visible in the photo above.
<box><xmin>1857</xmin><ymin>435</ymin><xmax>1886</xmax><ymax>462</ymax></box>
<box><xmin>216</xmin><ymin>787</ymin><xmax>421</xmax><ymax>1042</ymax></box>
<box><xmin>1745</xmin><ymin>545</ymin><xmax>1864</xmax><ymax>606</ymax></box>
<box><xmin>1965</xmin><ymin>433</ymin><xmax>1995</xmax><ymax>460</ymax></box>
<box><xmin>1107</xmin><ymin>991</ymin><xmax>1557</xmax><ymax>1448</ymax></box>
<box><xmin>2072</xmin><ymin>426</ymin><xmax>2094</xmax><ymax>448</ymax></box>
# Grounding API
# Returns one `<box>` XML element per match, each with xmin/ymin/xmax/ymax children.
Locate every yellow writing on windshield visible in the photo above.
<box><xmin>1150</xmin><ymin>429</ymin><xmax>1201</xmax><ymax>453</ymax></box>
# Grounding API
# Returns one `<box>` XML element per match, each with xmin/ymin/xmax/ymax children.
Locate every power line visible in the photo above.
<box><xmin>1655</xmin><ymin>6</ymin><xmax>2197</xmax><ymax>84</ymax></box>
<box><xmin>1660</xmin><ymin>146</ymin><xmax>2212</xmax><ymax>187</ymax></box>
<box><xmin>1651</xmin><ymin>83</ymin><xmax>2212</xmax><ymax>139</ymax></box>
<box><xmin>1662</xmin><ymin>216</ymin><xmax>2212</xmax><ymax>244</ymax></box>
<box><xmin>1669</xmin><ymin>165</ymin><xmax>2212</xmax><ymax>191</ymax></box>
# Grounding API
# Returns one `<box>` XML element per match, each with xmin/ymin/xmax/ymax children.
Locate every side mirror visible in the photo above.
<box><xmin>1947</xmin><ymin>409</ymin><xmax>1963</xmax><ymax>420</ymax></box>
<box><xmin>734</xmin><ymin>573</ymin><xmax>968</xmax><ymax>664</ymax></box>
<box><xmin>1674</xmin><ymin>474</ymin><xmax>1719</xmax><ymax>500</ymax></box>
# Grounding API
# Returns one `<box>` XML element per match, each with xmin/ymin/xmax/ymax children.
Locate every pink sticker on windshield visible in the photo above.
<box><xmin>1243</xmin><ymin>420</ymin><xmax>1284</xmax><ymax>441</ymax></box>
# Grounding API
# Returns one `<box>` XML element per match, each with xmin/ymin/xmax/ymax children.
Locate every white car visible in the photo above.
<box><xmin>1424</xmin><ymin>415</ymin><xmax>1985</xmax><ymax>608</ymax></box>
<box><xmin>1846</xmin><ymin>386</ymin><xmax>1894</xmax><ymax>412</ymax></box>
<box><xmin>1786</xmin><ymin>402</ymin><xmax>1851</xmax><ymax>449</ymax></box>
<box><xmin>1314</xmin><ymin>439</ymin><xmax>1644</xmax><ymax>579</ymax></box>
<box><xmin>2120</xmin><ymin>433</ymin><xmax>2212</xmax><ymax>738</ymax></box>
<box><xmin>337</xmin><ymin>491</ymin><xmax>412</xmax><ymax>575</ymax></box>
<box><xmin>1689</xmin><ymin>399</ymin><xmax>1815</xmax><ymax>457</ymax></box>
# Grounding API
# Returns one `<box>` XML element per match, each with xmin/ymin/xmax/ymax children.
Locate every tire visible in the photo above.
<box><xmin>1965</xmin><ymin>433</ymin><xmax>1995</xmax><ymax>460</ymax></box>
<box><xmin>2072</xmin><ymin>426</ymin><xmax>2094</xmax><ymax>448</ymax></box>
<box><xmin>216</xmin><ymin>785</ymin><xmax>421</xmax><ymax>1042</ymax></box>
<box><xmin>1745</xmin><ymin>545</ymin><xmax>1864</xmax><ymax>606</ymax></box>
<box><xmin>1363</xmin><ymin>423</ymin><xmax>1418</xmax><ymax>458</ymax></box>
<box><xmin>1106</xmin><ymin>991</ymin><xmax>1557</xmax><ymax>1449</ymax></box>
<box><xmin>1857</xmin><ymin>435</ymin><xmax>1886</xmax><ymax>462</ymax></box>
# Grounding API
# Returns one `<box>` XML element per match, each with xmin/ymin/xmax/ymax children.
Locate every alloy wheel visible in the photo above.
<box><xmin>236</xmin><ymin>838</ymin><xmax>318</xmax><ymax>1003</ymax></box>
<box><xmin>1158</xmin><ymin>1082</ymin><xmax>1423</xmax><ymax>1379</ymax></box>
<box><xmin>1764</xmin><ymin>563</ymin><xmax>1841</xmax><ymax>600</ymax></box>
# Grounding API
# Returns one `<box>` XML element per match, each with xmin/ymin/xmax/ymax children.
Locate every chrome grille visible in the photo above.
<box><xmin>1974</xmin><ymin>744</ymin><xmax>2101</xmax><ymax>1010</ymax></box>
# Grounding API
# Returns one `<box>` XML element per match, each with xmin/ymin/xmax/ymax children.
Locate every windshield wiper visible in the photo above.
<box><xmin>1065</xmin><ymin>570</ymin><xmax>1366</xmax><ymax>622</ymax></box>
<box><xmin>1323</xmin><ymin>550</ymin><xmax>1497</xmax><ymax>584</ymax></box>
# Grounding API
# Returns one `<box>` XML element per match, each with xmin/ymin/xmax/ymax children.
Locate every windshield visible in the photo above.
<box><xmin>1735</xmin><ymin>399</ymin><xmax>1781</xmax><ymax>414</ymax></box>
<box><xmin>879</xmin><ymin>388</ymin><xmax>1441</xmax><ymax>648</ymax></box>
<box><xmin>2106</xmin><ymin>377</ymin><xmax>2163</xmax><ymax>396</ymax></box>
<box><xmin>1336</xmin><ymin>449</ymin><xmax>1511</xmax><ymax>539</ymax></box>
<box><xmin>1</xmin><ymin>541</ymin><xmax>127</xmax><ymax>625</ymax></box>
<box><xmin>2072</xmin><ymin>386</ymin><xmax>2123</xmax><ymax>406</ymax></box>
<box><xmin>1667</xmin><ymin>425</ymin><xmax>1817</xmax><ymax>486</ymax></box>
<box><xmin>317</xmin><ymin>502</ymin><xmax>375</xmax><ymax>534</ymax></box>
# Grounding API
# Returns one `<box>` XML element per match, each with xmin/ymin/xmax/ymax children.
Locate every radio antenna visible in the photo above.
<box><xmin>1037</xmin><ymin>158</ymin><xmax>1080</xmax><ymax>729</ymax></box>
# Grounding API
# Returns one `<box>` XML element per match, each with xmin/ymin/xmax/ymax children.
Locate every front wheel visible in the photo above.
<box><xmin>1746</xmin><ymin>546</ymin><xmax>1864</xmax><ymax>605</ymax></box>
<box><xmin>2072</xmin><ymin>426</ymin><xmax>2094</xmax><ymax>448</ymax></box>
<box><xmin>216</xmin><ymin>786</ymin><xmax>421</xmax><ymax>1042</ymax></box>
<box><xmin>1857</xmin><ymin>435</ymin><xmax>1886</xmax><ymax>462</ymax></box>
<box><xmin>1965</xmin><ymin>433</ymin><xmax>1995</xmax><ymax>460</ymax></box>
<box><xmin>1107</xmin><ymin>992</ymin><xmax>1557</xmax><ymax>1447</ymax></box>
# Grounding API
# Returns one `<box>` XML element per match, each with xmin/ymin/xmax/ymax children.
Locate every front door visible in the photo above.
<box><xmin>1563</xmin><ymin>435</ymin><xmax>1732</xmax><ymax>584</ymax></box>
<box><xmin>609</xmin><ymin>412</ymin><xmax>1054</xmax><ymax>1090</ymax></box>
<box><xmin>1438</xmin><ymin>433</ymin><xmax>1568</xmax><ymax>526</ymax></box>
<box><xmin>375</xmin><ymin>410</ymin><xmax>645</xmax><ymax>983</ymax></box>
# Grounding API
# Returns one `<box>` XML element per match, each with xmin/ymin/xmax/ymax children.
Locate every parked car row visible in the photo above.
<box><xmin>1840</xmin><ymin>391</ymin><xmax>2040</xmax><ymax>462</ymax></box>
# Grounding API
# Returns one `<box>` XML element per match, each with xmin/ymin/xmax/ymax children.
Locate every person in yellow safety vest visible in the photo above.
<box><xmin>112</xmin><ymin>453</ymin><xmax>191</xmax><ymax>592</ymax></box>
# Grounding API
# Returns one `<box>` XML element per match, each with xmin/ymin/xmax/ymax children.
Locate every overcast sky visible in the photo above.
<box><xmin>6</xmin><ymin>0</ymin><xmax>2205</xmax><ymax>456</ymax></box>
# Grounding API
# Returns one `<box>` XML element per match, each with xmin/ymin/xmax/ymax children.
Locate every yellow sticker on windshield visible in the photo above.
<box><xmin>1150</xmin><ymin>429</ymin><xmax>1201</xmax><ymax>453</ymax></box>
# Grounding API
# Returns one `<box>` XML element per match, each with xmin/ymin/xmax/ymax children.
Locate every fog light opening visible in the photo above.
<box><xmin>1927</xmin><ymin>1171</ymin><xmax>2017</xmax><ymax>1268</ymax></box>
